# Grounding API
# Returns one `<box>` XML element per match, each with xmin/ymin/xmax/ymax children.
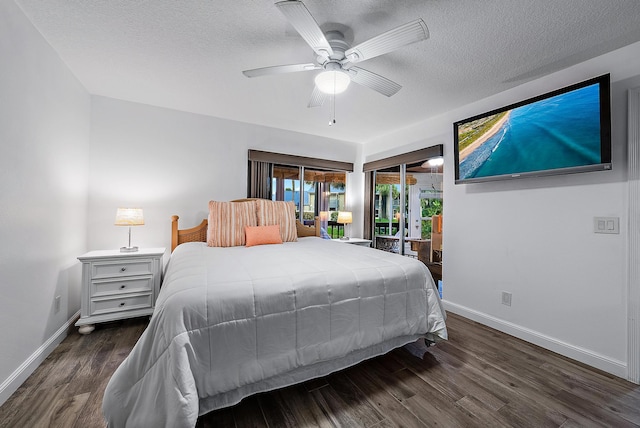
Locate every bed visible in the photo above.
<box><xmin>102</xmin><ymin>199</ymin><xmax>447</xmax><ymax>428</ymax></box>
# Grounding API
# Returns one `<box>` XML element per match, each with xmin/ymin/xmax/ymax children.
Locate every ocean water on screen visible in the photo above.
<box><xmin>460</xmin><ymin>84</ymin><xmax>601</xmax><ymax>180</ymax></box>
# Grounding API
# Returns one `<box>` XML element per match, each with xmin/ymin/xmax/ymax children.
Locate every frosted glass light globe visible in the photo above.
<box><xmin>315</xmin><ymin>70</ymin><xmax>351</xmax><ymax>94</ymax></box>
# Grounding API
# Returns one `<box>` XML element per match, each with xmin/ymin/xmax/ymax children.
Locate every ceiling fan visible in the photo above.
<box><xmin>242</xmin><ymin>1</ymin><xmax>429</xmax><ymax>108</ymax></box>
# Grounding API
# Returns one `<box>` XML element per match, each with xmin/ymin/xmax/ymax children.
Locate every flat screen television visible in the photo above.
<box><xmin>453</xmin><ymin>74</ymin><xmax>611</xmax><ymax>184</ymax></box>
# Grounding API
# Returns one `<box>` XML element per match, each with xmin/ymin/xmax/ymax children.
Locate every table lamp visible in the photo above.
<box><xmin>115</xmin><ymin>208</ymin><xmax>144</xmax><ymax>252</ymax></box>
<box><xmin>337</xmin><ymin>211</ymin><xmax>352</xmax><ymax>240</ymax></box>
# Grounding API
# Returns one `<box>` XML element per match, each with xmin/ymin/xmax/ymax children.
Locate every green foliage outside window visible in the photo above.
<box><xmin>421</xmin><ymin>198</ymin><xmax>443</xmax><ymax>238</ymax></box>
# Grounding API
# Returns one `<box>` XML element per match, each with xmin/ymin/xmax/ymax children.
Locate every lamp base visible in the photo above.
<box><xmin>339</xmin><ymin>236</ymin><xmax>350</xmax><ymax>241</ymax></box>
<box><xmin>120</xmin><ymin>246</ymin><xmax>139</xmax><ymax>253</ymax></box>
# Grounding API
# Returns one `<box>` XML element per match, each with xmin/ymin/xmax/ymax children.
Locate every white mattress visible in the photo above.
<box><xmin>103</xmin><ymin>238</ymin><xmax>447</xmax><ymax>428</ymax></box>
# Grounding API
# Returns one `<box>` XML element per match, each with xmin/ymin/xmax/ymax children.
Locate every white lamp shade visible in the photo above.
<box><xmin>337</xmin><ymin>211</ymin><xmax>353</xmax><ymax>224</ymax></box>
<box><xmin>315</xmin><ymin>70</ymin><xmax>351</xmax><ymax>94</ymax></box>
<box><xmin>115</xmin><ymin>208</ymin><xmax>144</xmax><ymax>226</ymax></box>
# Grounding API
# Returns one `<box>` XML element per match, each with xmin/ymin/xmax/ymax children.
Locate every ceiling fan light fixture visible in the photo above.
<box><xmin>315</xmin><ymin>70</ymin><xmax>351</xmax><ymax>94</ymax></box>
<box><xmin>423</xmin><ymin>157</ymin><xmax>444</xmax><ymax>168</ymax></box>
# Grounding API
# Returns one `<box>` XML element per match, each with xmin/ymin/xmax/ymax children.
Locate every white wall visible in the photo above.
<box><xmin>363</xmin><ymin>41</ymin><xmax>640</xmax><ymax>377</ymax></box>
<box><xmin>88</xmin><ymin>96</ymin><xmax>359</xmax><ymax>252</ymax></box>
<box><xmin>0</xmin><ymin>0</ymin><xmax>91</xmax><ymax>404</ymax></box>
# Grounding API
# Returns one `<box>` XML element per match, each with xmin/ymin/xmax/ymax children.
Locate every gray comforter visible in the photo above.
<box><xmin>103</xmin><ymin>238</ymin><xmax>447</xmax><ymax>427</ymax></box>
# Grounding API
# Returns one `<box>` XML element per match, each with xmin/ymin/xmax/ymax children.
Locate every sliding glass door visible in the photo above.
<box><xmin>363</xmin><ymin>146</ymin><xmax>444</xmax><ymax>283</ymax></box>
<box><xmin>247</xmin><ymin>150</ymin><xmax>354</xmax><ymax>227</ymax></box>
<box><xmin>302</xmin><ymin>169</ymin><xmax>347</xmax><ymax>237</ymax></box>
<box><xmin>272</xmin><ymin>165</ymin><xmax>301</xmax><ymax>219</ymax></box>
<box><xmin>270</xmin><ymin>164</ymin><xmax>347</xmax><ymax>236</ymax></box>
<box><xmin>372</xmin><ymin>165</ymin><xmax>403</xmax><ymax>252</ymax></box>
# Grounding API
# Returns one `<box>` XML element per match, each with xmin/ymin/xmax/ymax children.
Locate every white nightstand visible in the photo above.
<box><xmin>75</xmin><ymin>248</ymin><xmax>165</xmax><ymax>334</ymax></box>
<box><xmin>331</xmin><ymin>238</ymin><xmax>372</xmax><ymax>247</ymax></box>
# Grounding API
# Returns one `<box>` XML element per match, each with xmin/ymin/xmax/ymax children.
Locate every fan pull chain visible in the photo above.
<box><xmin>329</xmin><ymin>73</ymin><xmax>337</xmax><ymax>126</ymax></box>
<box><xmin>329</xmin><ymin>94</ymin><xmax>336</xmax><ymax>126</ymax></box>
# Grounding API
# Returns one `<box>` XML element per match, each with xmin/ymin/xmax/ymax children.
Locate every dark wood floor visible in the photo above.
<box><xmin>1</xmin><ymin>313</ymin><xmax>639</xmax><ymax>428</ymax></box>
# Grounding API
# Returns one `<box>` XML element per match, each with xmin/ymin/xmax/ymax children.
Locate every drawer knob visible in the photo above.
<box><xmin>120</xmin><ymin>285</ymin><xmax>126</xmax><ymax>289</ymax></box>
<box><xmin>120</xmin><ymin>302</ymin><xmax>125</xmax><ymax>307</ymax></box>
<box><xmin>120</xmin><ymin>267</ymin><xmax>127</xmax><ymax>272</ymax></box>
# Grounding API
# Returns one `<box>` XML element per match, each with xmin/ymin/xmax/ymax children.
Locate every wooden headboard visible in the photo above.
<box><xmin>171</xmin><ymin>216</ymin><xmax>208</xmax><ymax>253</ymax></box>
<box><xmin>171</xmin><ymin>199</ymin><xmax>321</xmax><ymax>252</ymax></box>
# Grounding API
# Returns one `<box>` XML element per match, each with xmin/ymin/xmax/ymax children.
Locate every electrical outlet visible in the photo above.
<box><xmin>54</xmin><ymin>295</ymin><xmax>61</xmax><ymax>313</ymax></box>
<box><xmin>501</xmin><ymin>291</ymin><xmax>512</xmax><ymax>307</ymax></box>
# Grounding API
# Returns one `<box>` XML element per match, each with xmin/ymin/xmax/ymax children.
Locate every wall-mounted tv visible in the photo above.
<box><xmin>453</xmin><ymin>74</ymin><xmax>611</xmax><ymax>184</ymax></box>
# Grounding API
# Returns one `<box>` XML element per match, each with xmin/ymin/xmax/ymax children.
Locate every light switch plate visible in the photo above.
<box><xmin>594</xmin><ymin>217</ymin><xmax>619</xmax><ymax>234</ymax></box>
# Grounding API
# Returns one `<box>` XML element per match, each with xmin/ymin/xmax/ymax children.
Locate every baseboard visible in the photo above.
<box><xmin>0</xmin><ymin>311</ymin><xmax>80</xmax><ymax>407</ymax></box>
<box><xmin>442</xmin><ymin>301</ymin><xmax>627</xmax><ymax>379</ymax></box>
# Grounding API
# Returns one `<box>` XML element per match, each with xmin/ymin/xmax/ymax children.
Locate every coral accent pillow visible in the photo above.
<box><xmin>255</xmin><ymin>200</ymin><xmax>297</xmax><ymax>242</ymax></box>
<box><xmin>245</xmin><ymin>225</ymin><xmax>283</xmax><ymax>247</ymax></box>
<box><xmin>207</xmin><ymin>200</ymin><xmax>257</xmax><ymax>247</ymax></box>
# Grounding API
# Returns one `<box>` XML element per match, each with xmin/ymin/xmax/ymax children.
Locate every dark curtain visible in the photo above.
<box><xmin>248</xmin><ymin>161</ymin><xmax>272</xmax><ymax>199</ymax></box>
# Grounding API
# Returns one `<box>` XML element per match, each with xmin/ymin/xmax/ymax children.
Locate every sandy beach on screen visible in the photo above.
<box><xmin>459</xmin><ymin>111</ymin><xmax>511</xmax><ymax>162</ymax></box>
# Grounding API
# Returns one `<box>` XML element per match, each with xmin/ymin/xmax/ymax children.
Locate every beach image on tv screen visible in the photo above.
<box><xmin>457</xmin><ymin>83</ymin><xmax>601</xmax><ymax>180</ymax></box>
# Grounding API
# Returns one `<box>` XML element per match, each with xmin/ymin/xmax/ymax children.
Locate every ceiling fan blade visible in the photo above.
<box><xmin>344</xmin><ymin>19</ymin><xmax>428</xmax><ymax>64</ymax></box>
<box><xmin>348</xmin><ymin>67</ymin><xmax>402</xmax><ymax>97</ymax></box>
<box><xmin>275</xmin><ymin>1</ymin><xmax>334</xmax><ymax>59</ymax></box>
<box><xmin>242</xmin><ymin>63</ymin><xmax>319</xmax><ymax>78</ymax></box>
<box><xmin>308</xmin><ymin>86</ymin><xmax>327</xmax><ymax>107</ymax></box>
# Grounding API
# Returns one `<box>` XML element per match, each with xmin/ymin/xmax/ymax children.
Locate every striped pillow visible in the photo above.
<box><xmin>255</xmin><ymin>200</ymin><xmax>297</xmax><ymax>242</ymax></box>
<box><xmin>207</xmin><ymin>200</ymin><xmax>257</xmax><ymax>247</ymax></box>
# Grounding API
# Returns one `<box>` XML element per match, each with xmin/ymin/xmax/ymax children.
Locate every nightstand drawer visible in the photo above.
<box><xmin>90</xmin><ymin>293</ymin><xmax>153</xmax><ymax>316</ymax></box>
<box><xmin>91</xmin><ymin>259</ymin><xmax>153</xmax><ymax>279</ymax></box>
<box><xmin>92</xmin><ymin>276</ymin><xmax>153</xmax><ymax>297</ymax></box>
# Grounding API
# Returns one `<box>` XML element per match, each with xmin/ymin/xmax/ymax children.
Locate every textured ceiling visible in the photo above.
<box><xmin>14</xmin><ymin>0</ymin><xmax>640</xmax><ymax>143</ymax></box>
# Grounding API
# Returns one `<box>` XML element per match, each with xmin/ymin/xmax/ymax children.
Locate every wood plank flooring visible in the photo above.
<box><xmin>1</xmin><ymin>313</ymin><xmax>638</xmax><ymax>427</ymax></box>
